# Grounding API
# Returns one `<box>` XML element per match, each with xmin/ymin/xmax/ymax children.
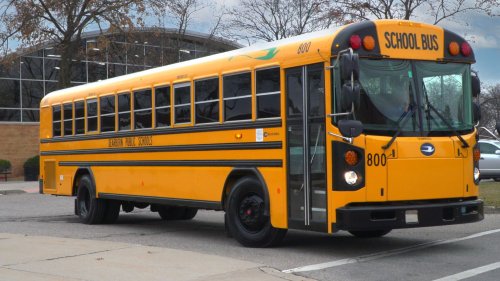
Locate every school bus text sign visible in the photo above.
<box><xmin>376</xmin><ymin>21</ymin><xmax>444</xmax><ymax>61</ymax></box>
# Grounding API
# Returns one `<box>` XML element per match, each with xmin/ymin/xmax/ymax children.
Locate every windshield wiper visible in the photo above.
<box><xmin>426</xmin><ymin>103</ymin><xmax>469</xmax><ymax>148</ymax></box>
<box><xmin>382</xmin><ymin>106</ymin><xmax>416</xmax><ymax>150</ymax></box>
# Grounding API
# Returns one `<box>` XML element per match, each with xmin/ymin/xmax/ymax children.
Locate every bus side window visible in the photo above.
<box><xmin>52</xmin><ymin>105</ymin><xmax>62</xmax><ymax>137</ymax></box>
<box><xmin>256</xmin><ymin>67</ymin><xmax>280</xmax><ymax>119</ymax></box>
<box><xmin>86</xmin><ymin>98</ymin><xmax>98</xmax><ymax>133</ymax></box>
<box><xmin>223</xmin><ymin>72</ymin><xmax>251</xmax><ymax>121</ymax></box>
<box><xmin>74</xmin><ymin>101</ymin><xmax>85</xmax><ymax>135</ymax></box>
<box><xmin>195</xmin><ymin>77</ymin><xmax>219</xmax><ymax>124</ymax></box>
<box><xmin>100</xmin><ymin>95</ymin><xmax>116</xmax><ymax>133</ymax></box>
<box><xmin>174</xmin><ymin>82</ymin><xmax>191</xmax><ymax>124</ymax></box>
<box><xmin>155</xmin><ymin>86</ymin><xmax>171</xmax><ymax>128</ymax></box>
<box><xmin>118</xmin><ymin>92</ymin><xmax>131</xmax><ymax>131</ymax></box>
<box><xmin>134</xmin><ymin>89</ymin><xmax>152</xmax><ymax>129</ymax></box>
<box><xmin>62</xmin><ymin>103</ymin><xmax>73</xmax><ymax>136</ymax></box>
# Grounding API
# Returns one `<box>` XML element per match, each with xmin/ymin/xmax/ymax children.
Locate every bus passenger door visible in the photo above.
<box><xmin>285</xmin><ymin>64</ymin><xmax>327</xmax><ymax>231</ymax></box>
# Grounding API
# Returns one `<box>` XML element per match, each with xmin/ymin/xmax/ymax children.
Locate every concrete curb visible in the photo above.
<box><xmin>0</xmin><ymin>233</ymin><xmax>312</xmax><ymax>281</ymax></box>
<box><xmin>484</xmin><ymin>206</ymin><xmax>500</xmax><ymax>214</ymax></box>
<box><xmin>0</xmin><ymin>189</ymin><xmax>26</xmax><ymax>195</ymax></box>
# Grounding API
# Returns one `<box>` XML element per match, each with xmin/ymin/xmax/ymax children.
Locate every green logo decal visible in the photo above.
<box><xmin>229</xmin><ymin>47</ymin><xmax>279</xmax><ymax>61</ymax></box>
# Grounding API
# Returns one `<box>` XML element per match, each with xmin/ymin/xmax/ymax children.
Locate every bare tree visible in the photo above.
<box><xmin>333</xmin><ymin>0</ymin><xmax>499</xmax><ymax>25</ymax></box>
<box><xmin>222</xmin><ymin>0</ymin><xmax>334</xmax><ymax>44</ymax></box>
<box><xmin>479</xmin><ymin>83</ymin><xmax>500</xmax><ymax>133</ymax></box>
<box><xmin>0</xmin><ymin>0</ymin><xmax>147</xmax><ymax>88</ymax></box>
<box><xmin>151</xmin><ymin>0</ymin><xmax>224</xmax><ymax>61</ymax></box>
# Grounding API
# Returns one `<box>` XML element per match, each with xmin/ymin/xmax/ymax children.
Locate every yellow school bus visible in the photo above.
<box><xmin>39</xmin><ymin>19</ymin><xmax>484</xmax><ymax>247</ymax></box>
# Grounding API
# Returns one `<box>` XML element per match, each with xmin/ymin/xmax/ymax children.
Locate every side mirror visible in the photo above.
<box><xmin>473</xmin><ymin>102</ymin><xmax>481</xmax><ymax>123</ymax></box>
<box><xmin>338</xmin><ymin>119</ymin><xmax>363</xmax><ymax>138</ymax></box>
<box><xmin>496</xmin><ymin>121</ymin><xmax>500</xmax><ymax>136</ymax></box>
<box><xmin>341</xmin><ymin>81</ymin><xmax>360</xmax><ymax>112</ymax></box>
<box><xmin>495</xmin><ymin>150</ymin><xmax>500</xmax><ymax>155</ymax></box>
<box><xmin>340</xmin><ymin>52</ymin><xmax>359</xmax><ymax>81</ymax></box>
<box><xmin>471</xmin><ymin>75</ymin><xmax>480</xmax><ymax>97</ymax></box>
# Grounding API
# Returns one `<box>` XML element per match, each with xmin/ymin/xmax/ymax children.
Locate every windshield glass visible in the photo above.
<box><xmin>417</xmin><ymin>61</ymin><xmax>473</xmax><ymax>133</ymax></box>
<box><xmin>351</xmin><ymin>59</ymin><xmax>473</xmax><ymax>136</ymax></box>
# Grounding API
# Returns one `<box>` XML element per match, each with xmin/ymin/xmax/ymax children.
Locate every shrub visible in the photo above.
<box><xmin>0</xmin><ymin>159</ymin><xmax>11</xmax><ymax>172</ymax></box>
<box><xmin>23</xmin><ymin>155</ymin><xmax>39</xmax><ymax>169</ymax></box>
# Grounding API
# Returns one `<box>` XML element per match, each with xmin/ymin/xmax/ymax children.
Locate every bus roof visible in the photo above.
<box><xmin>41</xmin><ymin>19</ymin><xmax>474</xmax><ymax>107</ymax></box>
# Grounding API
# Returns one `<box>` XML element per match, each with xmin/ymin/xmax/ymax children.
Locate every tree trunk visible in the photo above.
<box><xmin>58</xmin><ymin>39</ymin><xmax>80</xmax><ymax>89</ymax></box>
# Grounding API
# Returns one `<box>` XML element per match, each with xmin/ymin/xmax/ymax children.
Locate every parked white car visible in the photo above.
<box><xmin>478</xmin><ymin>139</ymin><xmax>500</xmax><ymax>181</ymax></box>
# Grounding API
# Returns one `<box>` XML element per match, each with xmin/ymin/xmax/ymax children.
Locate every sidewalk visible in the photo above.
<box><xmin>0</xmin><ymin>181</ymin><xmax>39</xmax><ymax>195</ymax></box>
<box><xmin>0</xmin><ymin>233</ymin><xmax>314</xmax><ymax>281</ymax></box>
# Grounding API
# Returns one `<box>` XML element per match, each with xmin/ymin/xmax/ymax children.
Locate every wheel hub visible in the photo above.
<box><xmin>238</xmin><ymin>195</ymin><xmax>265</xmax><ymax>231</ymax></box>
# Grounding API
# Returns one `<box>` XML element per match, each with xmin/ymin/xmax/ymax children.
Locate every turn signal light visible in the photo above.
<box><xmin>349</xmin><ymin>35</ymin><xmax>362</xmax><ymax>50</ymax></box>
<box><xmin>473</xmin><ymin>146</ymin><xmax>481</xmax><ymax>162</ymax></box>
<box><xmin>363</xmin><ymin>35</ymin><xmax>375</xmax><ymax>51</ymax></box>
<box><xmin>449</xmin><ymin>41</ymin><xmax>460</xmax><ymax>56</ymax></box>
<box><xmin>345</xmin><ymin>150</ymin><xmax>359</xmax><ymax>166</ymax></box>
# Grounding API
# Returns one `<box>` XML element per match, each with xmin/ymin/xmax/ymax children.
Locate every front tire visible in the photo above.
<box><xmin>76</xmin><ymin>175</ymin><xmax>105</xmax><ymax>224</ymax></box>
<box><xmin>348</xmin><ymin>229</ymin><xmax>392</xmax><ymax>238</ymax></box>
<box><xmin>226</xmin><ymin>177</ymin><xmax>286</xmax><ymax>247</ymax></box>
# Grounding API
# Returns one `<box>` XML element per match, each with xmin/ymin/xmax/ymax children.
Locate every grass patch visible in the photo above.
<box><xmin>479</xmin><ymin>181</ymin><xmax>500</xmax><ymax>208</ymax></box>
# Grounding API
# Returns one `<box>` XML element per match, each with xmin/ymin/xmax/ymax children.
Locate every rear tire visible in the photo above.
<box><xmin>102</xmin><ymin>200</ymin><xmax>120</xmax><ymax>224</ymax></box>
<box><xmin>181</xmin><ymin>208</ymin><xmax>198</xmax><ymax>220</ymax></box>
<box><xmin>494</xmin><ymin>178</ymin><xmax>500</xmax><ymax>182</ymax></box>
<box><xmin>76</xmin><ymin>175</ymin><xmax>105</xmax><ymax>224</ymax></box>
<box><xmin>158</xmin><ymin>206</ymin><xmax>186</xmax><ymax>220</ymax></box>
<box><xmin>226</xmin><ymin>177</ymin><xmax>286</xmax><ymax>247</ymax></box>
<box><xmin>348</xmin><ymin>229</ymin><xmax>392</xmax><ymax>238</ymax></box>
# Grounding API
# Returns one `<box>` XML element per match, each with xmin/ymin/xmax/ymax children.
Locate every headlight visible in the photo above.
<box><xmin>474</xmin><ymin>167</ymin><xmax>480</xmax><ymax>182</ymax></box>
<box><xmin>344</xmin><ymin>171</ymin><xmax>359</xmax><ymax>185</ymax></box>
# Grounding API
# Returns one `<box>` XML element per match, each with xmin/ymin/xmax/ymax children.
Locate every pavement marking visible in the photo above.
<box><xmin>283</xmin><ymin>228</ymin><xmax>500</xmax><ymax>273</ymax></box>
<box><xmin>432</xmin><ymin>261</ymin><xmax>500</xmax><ymax>281</ymax></box>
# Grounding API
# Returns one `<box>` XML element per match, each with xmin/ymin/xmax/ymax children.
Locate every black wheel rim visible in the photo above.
<box><xmin>238</xmin><ymin>194</ymin><xmax>266</xmax><ymax>232</ymax></box>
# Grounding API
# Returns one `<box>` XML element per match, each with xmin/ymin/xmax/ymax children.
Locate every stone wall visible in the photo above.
<box><xmin>0</xmin><ymin>123</ymin><xmax>39</xmax><ymax>179</ymax></box>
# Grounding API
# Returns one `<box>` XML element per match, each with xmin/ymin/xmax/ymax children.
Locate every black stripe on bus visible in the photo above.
<box><xmin>59</xmin><ymin>160</ymin><xmax>283</xmax><ymax>167</ymax></box>
<box><xmin>99</xmin><ymin>193</ymin><xmax>222</xmax><ymax>210</ymax></box>
<box><xmin>41</xmin><ymin>141</ymin><xmax>282</xmax><ymax>156</ymax></box>
<box><xmin>41</xmin><ymin>119</ymin><xmax>282</xmax><ymax>143</ymax></box>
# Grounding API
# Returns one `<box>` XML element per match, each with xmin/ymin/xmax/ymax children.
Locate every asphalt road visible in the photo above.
<box><xmin>1</xmin><ymin>192</ymin><xmax>499</xmax><ymax>281</ymax></box>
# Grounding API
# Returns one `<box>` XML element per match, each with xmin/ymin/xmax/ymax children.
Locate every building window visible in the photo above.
<box><xmin>0</xmin><ymin>79</ymin><xmax>20</xmax><ymax>108</ymax></box>
<box><xmin>21</xmin><ymin>81</ymin><xmax>44</xmax><ymax>109</ymax></box>
<box><xmin>75</xmin><ymin>101</ymin><xmax>85</xmax><ymax>134</ymax></box>
<box><xmin>86</xmin><ymin>98</ymin><xmax>98</xmax><ymax>132</ymax></box>
<box><xmin>63</xmin><ymin>103</ymin><xmax>73</xmax><ymax>136</ymax></box>
<box><xmin>100</xmin><ymin>95</ymin><xmax>115</xmax><ymax>133</ymax></box>
<box><xmin>52</xmin><ymin>105</ymin><xmax>61</xmax><ymax>137</ymax></box>
<box><xmin>174</xmin><ymin>83</ymin><xmax>191</xmax><ymax>124</ymax></box>
<box><xmin>223</xmin><ymin>72</ymin><xmax>251</xmax><ymax>121</ymax></box>
<box><xmin>195</xmin><ymin>77</ymin><xmax>219</xmax><ymax>124</ymax></box>
<box><xmin>134</xmin><ymin>89</ymin><xmax>152</xmax><ymax>129</ymax></box>
<box><xmin>22</xmin><ymin>109</ymin><xmax>39</xmax><ymax>122</ymax></box>
<box><xmin>118</xmin><ymin>92</ymin><xmax>131</xmax><ymax>131</ymax></box>
<box><xmin>256</xmin><ymin>67</ymin><xmax>281</xmax><ymax>119</ymax></box>
<box><xmin>155</xmin><ymin>86</ymin><xmax>170</xmax><ymax>128</ymax></box>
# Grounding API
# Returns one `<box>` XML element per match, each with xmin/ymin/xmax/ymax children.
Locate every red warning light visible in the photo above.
<box><xmin>349</xmin><ymin>35</ymin><xmax>362</xmax><ymax>50</ymax></box>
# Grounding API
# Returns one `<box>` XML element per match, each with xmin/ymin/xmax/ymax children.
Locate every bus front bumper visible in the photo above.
<box><xmin>334</xmin><ymin>199</ymin><xmax>483</xmax><ymax>231</ymax></box>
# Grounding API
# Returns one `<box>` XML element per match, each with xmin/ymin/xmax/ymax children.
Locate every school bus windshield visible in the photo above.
<box><xmin>354</xmin><ymin>59</ymin><xmax>473</xmax><ymax>136</ymax></box>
